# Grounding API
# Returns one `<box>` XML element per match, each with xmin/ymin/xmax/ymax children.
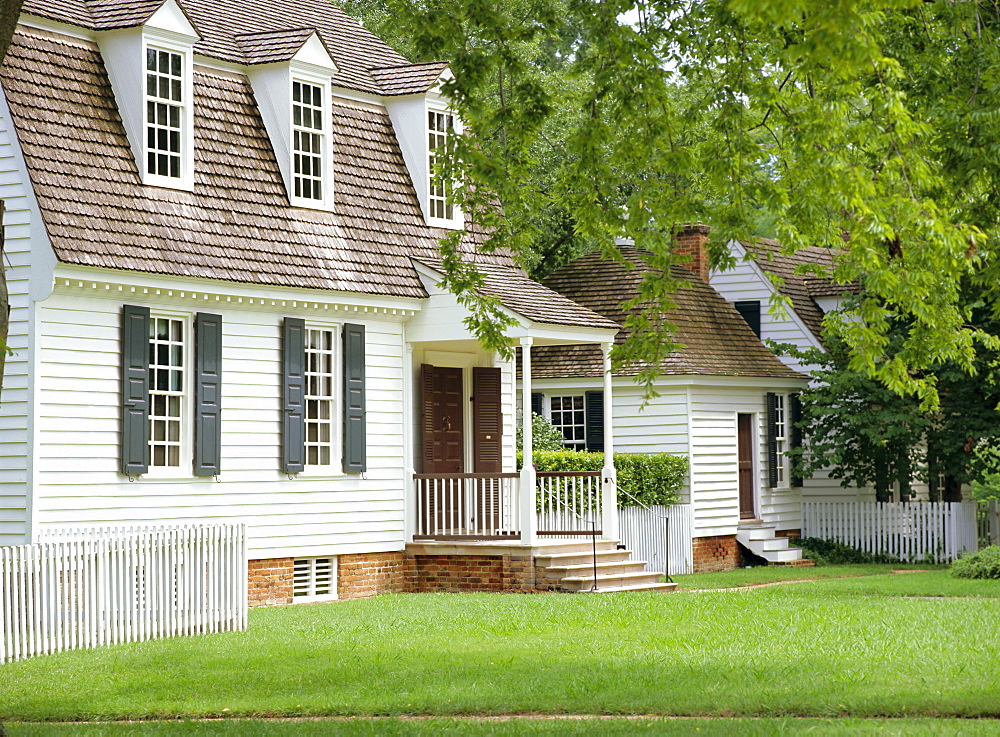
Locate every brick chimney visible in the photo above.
<box><xmin>674</xmin><ymin>224</ymin><xmax>711</xmax><ymax>282</ymax></box>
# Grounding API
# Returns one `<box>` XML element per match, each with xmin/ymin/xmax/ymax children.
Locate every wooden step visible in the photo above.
<box><xmin>533</xmin><ymin>540</ymin><xmax>621</xmax><ymax>556</ymax></box>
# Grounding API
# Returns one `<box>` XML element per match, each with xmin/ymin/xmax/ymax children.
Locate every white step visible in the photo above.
<box><xmin>534</xmin><ymin>540</ymin><xmax>621</xmax><ymax>556</ymax></box>
<box><xmin>737</xmin><ymin>525</ymin><xmax>779</xmax><ymax>542</ymax></box>
<box><xmin>559</xmin><ymin>571</ymin><xmax>664</xmax><ymax>591</ymax></box>
<box><xmin>580</xmin><ymin>582</ymin><xmax>678</xmax><ymax>594</ymax></box>
<box><xmin>534</xmin><ymin>549</ymin><xmax>634</xmax><ymax>567</ymax></box>
<box><xmin>542</xmin><ymin>560</ymin><xmax>649</xmax><ymax>577</ymax></box>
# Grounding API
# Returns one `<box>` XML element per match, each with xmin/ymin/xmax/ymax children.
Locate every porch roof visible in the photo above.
<box><xmin>410</xmin><ymin>258</ymin><xmax>620</xmax><ymax>346</ymax></box>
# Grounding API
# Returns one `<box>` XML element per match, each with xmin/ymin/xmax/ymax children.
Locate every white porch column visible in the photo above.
<box><xmin>601</xmin><ymin>342</ymin><xmax>619</xmax><ymax>540</ymax></box>
<box><xmin>520</xmin><ymin>337</ymin><xmax>537</xmax><ymax>545</ymax></box>
<box><xmin>402</xmin><ymin>339</ymin><xmax>416</xmax><ymax>542</ymax></box>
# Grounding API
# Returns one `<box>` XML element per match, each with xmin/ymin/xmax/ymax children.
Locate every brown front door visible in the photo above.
<box><xmin>737</xmin><ymin>414</ymin><xmax>756</xmax><ymax>520</ymax></box>
<box><xmin>421</xmin><ymin>364</ymin><xmax>464</xmax><ymax>473</ymax></box>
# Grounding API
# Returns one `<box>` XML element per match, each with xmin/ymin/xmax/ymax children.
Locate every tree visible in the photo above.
<box><xmin>788</xmin><ymin>285</ymin><xmax>1000</xmax><ymax>501</ymax></box>
<box><xmin>378</xmin><ymin>0</ymin><xmax>1000</xmax><ymax>405</ymax></box>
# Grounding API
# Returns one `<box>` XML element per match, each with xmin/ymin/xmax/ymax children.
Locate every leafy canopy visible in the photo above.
<box><xmin>371</xmin><ymin>0</ymin><xmax>1000</xmax><ymax>406</ymax></box>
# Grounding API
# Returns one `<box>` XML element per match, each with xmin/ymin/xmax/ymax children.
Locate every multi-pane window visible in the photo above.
<box><xmin>304</xmin><ymin>328</ymin><xmax>335</xmax><ymax>466</ymax></box>
<box><xmin>427</xmin><ymin>110</ymin><xmax>455</xmax><ymax>220</ymax></box>
<box><xmin>146</xmin><ymin>48</ymin><xmax>183</xmax><ymax>179</ymax></box>
<box><xmin>550</xmin><ymin>395</ymin><xmax>586</xmax><ymax>451</ymax></box>
<box><xmin>148</xmin><ymin>317</ymin><xmax>184</xmax><ymax>467</ymax></box>
<box><xmin>774</xmin><ymin>393</ymin><xmax>786</xmax><ymax>486</ymax></box>
<box><xmin>292</xmin><ymin>81</ymin><xmax>324</xmax><ymax>201</ymax></box>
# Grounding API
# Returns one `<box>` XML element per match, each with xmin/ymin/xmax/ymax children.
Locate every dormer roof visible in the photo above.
<box><xmin>370</xmin><ymin>62</ymin><xmax>450</xmax><ymax>97</ymax></box>
<box><xmin>234</xmin><ymin>28</ymin><xmax>329</xmax><ymax>66</ymax></box>
<box><xmin>22</xmin><ymin>0</ymin><xmax>412</xmax><ymax>95</ymax></box>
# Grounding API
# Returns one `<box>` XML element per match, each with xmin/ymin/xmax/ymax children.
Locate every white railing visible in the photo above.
<box><xmin>414</xmin><ymin>473</ymin><xmax>521</xmax><ymax>539</ymax></box>
<box><xmin>619</xmin><ymin>504</ymin><xmax>694</xmax><ymax>575</ymax></box>
<box><xmin>536</xmin><ymin>472</ymin><xmax>603</xmax><ymax>537</ymax></box>
<box><xmin>1</xmin><ymin>524</ymin><xmax>247</xmax><ymax>663</ymax></box>
<box><xmin>802</xmin><ymin>501</ymin><xmax>978</xmax><ymax>562</ymax></box>
<box><xmin>978</xmin><ymin>500</ymin><xmax>1000</xmax><ymax>548</ymax></box>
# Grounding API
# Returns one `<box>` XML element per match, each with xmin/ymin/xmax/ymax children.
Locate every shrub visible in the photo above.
<box><xmin>517</xmin><ymin>449</ymin><xmax>687</xmax><ymax>508</ymax></box>
<box><xmin>797</xmin><ymin>537</ymin><xmax>901</xmax><ymax>565</ymax></box>
<box><xmin>515</xmin><ymin>412</ymin><xmax>566</xmax><ymax>452</ymax></box>
<box><xmin>951</xmin><ymin>546</ymin><xmax>1000</xmax><ymax>579</ymax></box>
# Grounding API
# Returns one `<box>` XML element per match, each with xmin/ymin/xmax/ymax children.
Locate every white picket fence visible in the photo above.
<box><xmin>618</xmin><ymin>504</ymin><xmax>694</xmax><ymax>575</ymax></box>
<box><xmin>802</xmin><ymin>501</ymin><xmax>978</xmax><ymax>563</ymax></box>
<box><xmin>1</xmin><ymin>524</ymin><xmax>247</xmax><ymax>663</ymax></box>
<box><xmin>978</xmin><ymin>500</ymin><xmax>1000</xmax><ymax>548</ymax></box>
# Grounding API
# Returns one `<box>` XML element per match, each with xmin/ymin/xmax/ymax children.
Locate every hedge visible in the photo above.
<box><xmin>517</xmin><ymin>450</ymin><xmax>687</xmax><ymax>508</ymax></box>
<box><xmin>951</xmin><ymin>546</ymin><xmax>1000</xmax><ymax>579</ymax></box>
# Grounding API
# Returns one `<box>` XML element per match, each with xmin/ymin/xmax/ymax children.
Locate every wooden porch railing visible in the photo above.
<box><xmin>536</xmin><ymin>471</ymin><xmax>603</xmax><ymax>537</ymax></box>
<box><xmin>414</xmin><ymin>473</ymin><xmax>521</xmax><ymax>540</ymax></box>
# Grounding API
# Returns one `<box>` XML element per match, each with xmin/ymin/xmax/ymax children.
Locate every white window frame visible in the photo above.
<box><xmin>146</xmin><ymin>311</ymin><xmax>192</xmax><ymax>477</ymax></box>
<box><xmin>289</xmin><ymin>75</ymin><xmax>332</xmax><ymax>210</ymax></box>
<box><xmin>426</xmin><ymin>104</ymin><xmax>463</xmax><ymax>229</ymax></box>
<box><xmin>773</xmin><ymin>393</ymin><xmax>787</xmax><ymax>488</ymax></box>
<box><xmin>141</xmin><ymin>34</ymin><xmax>194</xmax><ymax>191</ymax></box>
<box><xmin>301</xmin><ymin>323</ymin><xmax>342</xmax><ymax>475</ymax></box>
<box><xmin>292</xmin><ymin>556</ymin><xmax>338</xmax><ymax>602</ymax></box>
<box><xmin>549</xmin><ymin>394</ymin><xmax>587</xmax><ymax>451</ymax></box>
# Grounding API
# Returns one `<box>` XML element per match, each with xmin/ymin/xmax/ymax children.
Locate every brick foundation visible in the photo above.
<box><xmin>248</xmin><ymin>557</ymin><xmax>294</xmax><ymax>607</ymax></box>
<box><xmin>405</xmin><ymin>553</ymin><xmax>534</xmax><ymax>593</ymax></box>
<box><xmin>776</xmin><ymin>529</ymin><xmax>801</xmax><ymax>540</ymax></box>
<box><xmin>692</xmin><ymin>535</ymin><xmax>740</xmax><ymax>572</ymax></box>
<box><xmin>338</xmin><ymin>551</ymin><xmax>406</xmax><ymax>600</ymax></box>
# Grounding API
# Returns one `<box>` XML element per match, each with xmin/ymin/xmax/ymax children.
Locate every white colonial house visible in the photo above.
<box><xmin>0</xmin><ymin>0</ymin><xmax>675</xmax><ymax>604</ymax></box>
<box><xmin>706</xmin><ymin>238</ymin><xmax>933</xmax><ymax>502</ymax></box>
<box><xmin>528</xmin><ymin>228</ymin><xmax>811</xmax><ymax>572</ymax></box>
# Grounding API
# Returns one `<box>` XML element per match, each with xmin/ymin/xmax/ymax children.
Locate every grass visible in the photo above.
<box><xmin>670</xmin><ymin>563</ymin><xmax>947</xmax><ymax>590</ymax></box>
<box><xmin>7</xmin><ymin>717</ymin><xmax>1000</xmax><ymax>735</ymax></box>
<box><xmin>2</xmin><ymin>568</ymin><xmax>999</xmax><ymax>726</ymax></box>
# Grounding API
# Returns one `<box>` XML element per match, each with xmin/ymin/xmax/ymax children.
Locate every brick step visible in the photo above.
<box><xmin>559</xmin><ymin>571</ymin><xmax>665</xmax><ymax>592</ymax></box>
<box><xmin>540</xmin><ymin>560</ymin><xmax>650</xmax><ymax>578</ymax></box>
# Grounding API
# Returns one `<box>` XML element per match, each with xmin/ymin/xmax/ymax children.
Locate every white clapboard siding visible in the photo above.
<box><xmin>1</xmin><ymin>524</ymin><xmax>247</xmax><ymax>663</ymax></box>
<box><xmin>0</xmin><ymin>89</ymin><xmax>38</xmax><ymax>547</ymax></box>
<box><xmin>802</xmin><ymin>501</ymin><xmax>978</xmax><ymax>562</ymax></box>
<box><xmin>618</xmin><ymin>503</ymin><xmax>694</xmax><ymax>575</ymax></box>
<box><xmin>33</xmin><ymin>286</ymin><xmax>409</xmax><ymax>559</ymax></box>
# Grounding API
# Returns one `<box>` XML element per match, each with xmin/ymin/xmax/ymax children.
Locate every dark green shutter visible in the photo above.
<box><xmin>765</xmin><ymin>392</ymin><xmax>778</xmax><ymax>488</ymax></box>
<box><xmin>530</xmin><ymin>392</ymin><xmax>543</xmax><ymax>416</ymax></box>
<box><xmin>120</xmin><ymin>304</ymin><xmax>150</xmax><ymax>476</ymax></box>
<box><xmin>194</xmin><ymin>312</ymin><xmax>222</xmax><ymax>476</ymax></box>
<box><xmin>790</xmin><ymin>392</ymin><xmax>803</xmax><ymax>487</ymax></box>
<box><xmin>342</xmin><ymin>322</ymin><xmax>366</xmax><ymax>473</ymax></box>
<box><xmin>585</xmin><ymin>390</ymin><xmax>604</xmax><ymax>453</ymax></box>
<box><xmin>282</xmin><ymin>317</ymin><xmax>306</xmax><ymax>474</ymax></box>
<box><xmin>734</xmin><ymin>301</ymin><xmax>761</xmax><ymax>338</ymax></box>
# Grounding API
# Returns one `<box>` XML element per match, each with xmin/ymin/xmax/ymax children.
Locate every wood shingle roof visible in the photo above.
<box><xmin>2</xmin><ymin>21</ymin><xmax>613</xmax><ymax>331</ymax></box>
<box><xmin>532</xmin><ymin>248</ymin><xmax>804</xmax><ymax>380</ymax></box>
<box><xmin>21</xmin><ymin>0</ymin><xmax>431</xmax><ymax>97</ymax></box>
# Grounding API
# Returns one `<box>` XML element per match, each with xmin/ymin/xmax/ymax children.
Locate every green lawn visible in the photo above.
<box><xmin>670</xmin><ymin>563</ymin><xmax>948</xmax><ymax>590</ymax></box>
<box><xmin>2</xmin><ymin>569</ymin><xmax>999</xmax><ymax>727</ymax></box>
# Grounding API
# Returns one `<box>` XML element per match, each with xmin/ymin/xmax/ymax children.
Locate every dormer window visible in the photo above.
<box><xmin>427</xmin><ymin>109</ymin><xmax>455</xmax><ymax>221</ymax></box>
<box><xmin>146</xmin><ymin>47</ymin><xmax>184</xmax><ymax>179</ymax></box>
<box><xmin>292</xmin><ymin>81</ymin><xmax>325</xmax><ymax>201</ymax></box>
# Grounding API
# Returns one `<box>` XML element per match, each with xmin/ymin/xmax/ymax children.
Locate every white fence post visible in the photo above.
<box><xmin>1</xmin><ymin>523</ymin><xmax>247</xmax><ymax>664</ymax></box>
